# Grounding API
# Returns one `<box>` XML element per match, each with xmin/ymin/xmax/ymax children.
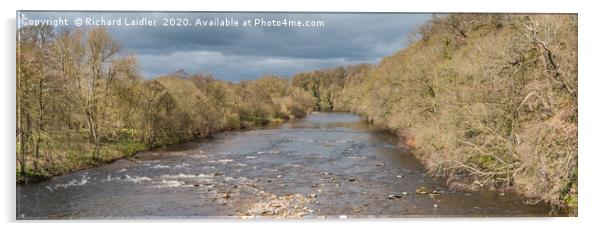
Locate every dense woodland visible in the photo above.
<box><xmin>17</xmin><ymin>14</ymin><xmax>577</xmax><ymax>212</ymax></box>
<box><xmin>293</xmin><ymin>14</ymin><xmax>577</xmax><ymax>212</ymax></box>
<box><xmin>16</xmin><ymin>26</ymin><xmax>313</xmax><ymax>182</ymax></box>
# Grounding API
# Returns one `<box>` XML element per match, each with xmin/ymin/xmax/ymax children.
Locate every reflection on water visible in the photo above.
<box><xmin>16</xmin><ymin>112</ymin><xmax>558</xmax><ymax>219</ymax></box>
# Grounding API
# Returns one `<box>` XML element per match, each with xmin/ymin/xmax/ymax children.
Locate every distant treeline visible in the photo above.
<box><xmin>292</xmin><ymin>14</ymin><xmax>577</xmax><ymax>212</ymax></box>
<box><xmin>16</xmin><ymin>26</ymin><xmax>313</xmax><ymax>182</ymax></box>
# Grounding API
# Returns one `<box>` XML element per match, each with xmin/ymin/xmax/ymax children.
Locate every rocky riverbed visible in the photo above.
<box><xmin>17</xmin><ymin>113</ymin><xmax>556</xmax><ymax>219</ymax></box>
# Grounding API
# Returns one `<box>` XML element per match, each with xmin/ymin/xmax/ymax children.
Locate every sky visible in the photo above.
<box><xmin>18</xmin><ymin>12</ymin><xmax>431</xmax><ymax>81</ymax></box>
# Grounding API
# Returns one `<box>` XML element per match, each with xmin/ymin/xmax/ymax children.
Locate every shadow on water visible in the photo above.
<box><xmin>16</xmin><ymin>112</ymin><xmax>560</xmax><ymax>219</ymax></box>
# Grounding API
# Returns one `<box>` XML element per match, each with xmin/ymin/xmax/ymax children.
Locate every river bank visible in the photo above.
<box><xmin>17</xmin><ymin>113</ymin><xmax>559</xmax><ymax>219</ymax></box>
<box><xmin>291</xmin><ymin>15</ymin><xmax>577</xmax><ymax>214</ymax></box>
<box><xmin>16</xmin><ymin>117</ymin><xmax>299</xmax><ymax>185</ymax></box>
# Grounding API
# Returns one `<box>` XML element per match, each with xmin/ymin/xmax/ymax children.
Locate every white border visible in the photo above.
<box><xmin>2</xmin><ymin>0</ymin><xmax>600</xmax><ymax>230</ymax></box>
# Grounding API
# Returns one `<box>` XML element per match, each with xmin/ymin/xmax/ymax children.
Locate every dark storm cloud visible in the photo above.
<box><xmin>18</xmin><ymin>11</ymin><xmax>431</xmax><ymax>81</ymax></box>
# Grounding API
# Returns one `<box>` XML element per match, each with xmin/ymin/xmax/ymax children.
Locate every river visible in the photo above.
<box><xmin>16</xmin><ymin>113</ymin><xmax>556</xmax><ymax>219</ymax></box>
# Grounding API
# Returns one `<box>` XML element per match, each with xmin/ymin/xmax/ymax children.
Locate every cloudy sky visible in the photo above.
<box><xmin>19</xmin><ymin>12</ymin><xmax>431</xmax><ymax>81</ymax></box>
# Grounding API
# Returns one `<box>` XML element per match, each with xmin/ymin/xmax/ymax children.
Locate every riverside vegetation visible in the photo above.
<box><xmin>292</xmin><ymin>14</ymin><xmax>577</xmax><ymax>213</ymax></box>
<box><xmin>16</xmin><ymin>26</ymin><xmax>314</xmax><ymax>182</ymax></box>
<box><xmin>17</xmin><ymin>14</ymin><xmax>577</xmax><ymax>214</ymax></box>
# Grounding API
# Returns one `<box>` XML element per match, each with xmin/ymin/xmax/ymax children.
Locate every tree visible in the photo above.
<box><xmin>17</xmin><ymin>25</ymin><xmax>54</xmax><ymax>176</ymax></box>
<box><xmin>83</xmin><ymin>27</ymin><xmax>121</xmax><ymax>160</ymax></box>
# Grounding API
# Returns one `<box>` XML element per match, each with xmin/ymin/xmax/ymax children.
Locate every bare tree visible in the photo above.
<box><xmin>84</xmin><ymin>28</ymin><xmax>121</xmax><ymax>160</ymax></box>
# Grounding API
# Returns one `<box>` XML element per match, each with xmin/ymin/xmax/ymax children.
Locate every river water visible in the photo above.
<box><xmin>17</xmin><ymin>113</ymin><xmax>556</xmax><ymax>219</ymax></box>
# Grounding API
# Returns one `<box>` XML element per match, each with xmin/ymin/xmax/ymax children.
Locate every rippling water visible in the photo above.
<box><xmin>16</xmin><ymin>112</ymin><xmax>556</xmax><ymax>219</ymax></box>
